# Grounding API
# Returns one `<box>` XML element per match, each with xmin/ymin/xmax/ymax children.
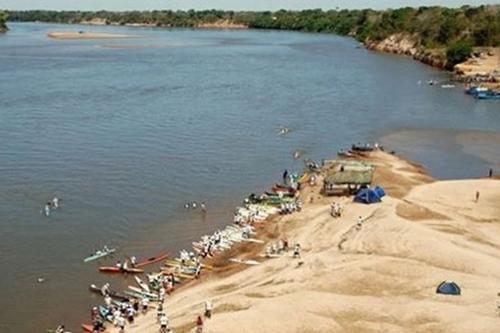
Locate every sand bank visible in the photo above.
<box><xmin>47</xmin><ymin>31</ymin><xmax>137</xmax><ymax>40</ymax></box>
<box><xmin>107</xmin><ymin>151</ymin><xmax>500</xmax><ymax>333</ymax></box>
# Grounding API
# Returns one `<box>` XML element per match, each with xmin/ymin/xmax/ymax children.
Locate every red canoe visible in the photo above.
<box><xmin>98</xmin><ymin>266</ymin><xmax>144</xmax><ymax>274</ymax></box>
<box><xmin>135</xmin><ymin>252</ymin><xmax>169</xmax><ymax>268</ymax></box>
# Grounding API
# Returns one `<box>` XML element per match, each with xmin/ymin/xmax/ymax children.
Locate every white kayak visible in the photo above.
<box><xmin>83</xmin><ymin>247</ymin><xmax>116</xmax><ymax>263</ymax></box>
<box><xmin>128</xmin><ymin>285</ymin><xmax>158</xmax><ymax>299</ymax></box>
<box><xmin>134</xmin><ymin>276</ymin><xmax>150</xmax><ymax>293</ymax></box>
<box><xmin>229</xmin><ymin>258</ymin><xmax>260</xmax><ymax>266</ymax></box>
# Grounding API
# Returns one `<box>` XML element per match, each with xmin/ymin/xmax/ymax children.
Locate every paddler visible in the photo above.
<box><xmin>115</xmin><ymin>260</ymin><xmax>122</xmax><ymax>269</ymax></box>
<box><xmin>52</xmin><ymin>196</ymin><xmax>59</xmax><ymax>209</ymax></box>
<box><xmin>130</xmin><ymin>256</ymin><xmax>137</xmax><ymax>267</ymax></box>
<box><xmin>44</xmin><ymin>202</ymin><xmax>51</xmax><ymax>216</ymax></box>
<box><xmin>104</xmin><ymin>294</ymin><xmax>112</xmax><ymax>308</ymax></box>
<box><xmin>55</xmin><ymin>324</ymin><xmax>65</xmax><ymax>333</ymax></box>
<box><xmin>200</xmin><ymin>201</ymin><xmax>207</xmax><ymax>213</ymax></box>
<box><xmin>101</xmin><ymin>282</ymin><xmax>110</xmax><ymax>296</ymax></box>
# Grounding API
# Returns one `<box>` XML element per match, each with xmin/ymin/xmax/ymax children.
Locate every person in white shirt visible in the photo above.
<box><xmin>204</xmin><ymin>299</ymin><xmax>213</xmax><ymax>318</ymax></box>
<box><xmin>117</xmin><ymin>315</ymin><xmax>126</xmax><ymax>332</ymax></box>
<box><xmin>52</xmin><ymin>197</ymin><xmax>59</xmax><ymax>208</ymax></box>
<box><xmin>159</xmin><ymin>313</ymin><xmax>170</xmax><ymax>332</ymax></box>
<box><xmin>141</xmin><ymin>297</ymin><xmax>149</xmax><ymax>313</ymax></box>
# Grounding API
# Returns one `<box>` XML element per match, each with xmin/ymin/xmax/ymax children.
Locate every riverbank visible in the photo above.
<box><xmin>107</xmin><ymin>151</ymin><xmax>500</xmax><ymax>333</ymax></box>
<box><xmin>47</xmin><ymin>31</ymin><xmax>138</xmax><ymax>40</ymax></box>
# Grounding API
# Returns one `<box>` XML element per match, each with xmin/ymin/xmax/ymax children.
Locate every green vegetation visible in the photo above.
<box><xmin>0</xmin><ymin>10</ymin><xmax>8</xmax><ymax>32</ymax></box>
<box><xmin>446</xmin><ymin>40</ymin><xmax>473</xmax><ymax>66</ymax></box>
<box><xmin>6</xmin><ymin>5</ymin><xmax>499</xmax><ymax>61</ymax></box>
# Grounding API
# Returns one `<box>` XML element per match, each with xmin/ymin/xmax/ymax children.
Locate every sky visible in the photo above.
<box><xmin>1</xmin><ymin>0</ymin><xmax>497</xmax><ymax>11</ymax></box>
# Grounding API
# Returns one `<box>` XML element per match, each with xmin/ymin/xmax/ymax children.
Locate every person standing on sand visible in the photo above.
<box><xmin>475</xmin><ymin>191</ymin><xmax>480</xmax><ymax>203</ymax></box>
<box><xmin>204</xmin><ymin>299</ymin><xmax>213</xmax><ymax>318</ymax></box>
<box><xmin>196</xmin><ymin>315</ymin><xmax>204</xmax><ymax>333</ymax></box>
<box><xmin>200</xmin><ymin>202</ymin><xmax>207</xmax><ymax>213</ymax></box>
<box><xmin>357</xmin><ymin>216</ymin><xmax>363</xmax><ymax>228</ymax></box>
<box><xmin>283</xmin><ymin>169</ymin><xmax>288</xmax><ymax>185</ymax></box>
<box><xmin>293</xmin><ymin>243</ymin><xmax>301</xmax><ymax>258</ymax></box>
<box><xmin>489</xmin><ymin>168</ymin><xmax>493</xmax><ymax>178</ymax></box>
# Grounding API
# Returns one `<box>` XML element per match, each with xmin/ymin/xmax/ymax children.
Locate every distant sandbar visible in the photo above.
<box><xmin>47</xmin><ymin>31</ymin><xmax>138</xmax><ymax>40</ymax></box>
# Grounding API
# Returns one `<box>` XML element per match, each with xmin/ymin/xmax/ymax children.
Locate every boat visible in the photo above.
<box><xmin>127</xmin><ymin>286</ymin><xmax>158</xmax><ymax>299</ymax></box>
<box><xmin>83</xmin><ymin>247</ymin><xmax>116</xmax><ymax>263</ymax></box>
<box><xmin>229</xmin><ymin>258</ymin><xmax>260</xmax><ymax>266</ymax></box>
<box><xmin>81</xmin><ymin>324</ymin><xmax>107</xmax><ymax>332</ymax></box>
<box><xmin>441</xmin><ymin>84</ymin><xmax>455</xmax><ymax>88</ymax></box>
<box><xmin>475</xmin><ymin>90</ymin><xmax>500</xmax><ymax>100</ymax></box>
<box><xmin>88</xmin><ymin>284</ymin><xmax>130</xmax><ymax>301</ymax></box>
<box><xmin>351</xmin><ymin>143</ymin><xmax>374</xmax><ymax>152</ymax></box>
<box><xmin>337</xmin><ymin>149</ymin><xmax>355</xmax><ymax>157</ymax></box>
<box><xmin>134</xmin><ymin>252</ymin><xmax>169</xmax><ymax>268</ymax></box>
<box><xmin>272</xmin><ymin>184</ymin><xmax>297</xmax><ymax>195</ymax></box>
<box><xmin>98</xmin><ymin>266</ymin><xmax>144</xmax><ymax>274</ymax></box>
<box><xmin>134</xmin><ymin>276</ymin><xmax>150</xmax><ymax>293</ymax></box>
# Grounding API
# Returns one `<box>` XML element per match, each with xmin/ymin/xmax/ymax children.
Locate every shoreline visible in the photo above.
<box><xmin>33</xmin><ymin>21</ymin><xmax>498</xmax><ymax>89</ymax></box>
<box><xmin>93</xmin><ymin>150</ymin><xmax>500</xmax><ymax>333</ymax></box>
<box><xmin>47</xmin><ymin>31</ymin><xmax>138</xmax><ymax>40</ymax></box>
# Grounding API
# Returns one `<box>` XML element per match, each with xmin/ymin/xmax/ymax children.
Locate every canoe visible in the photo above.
<box><xmin>89</xmin><ymin>284</ymin><xmax>130</xmax><ymax>302</ymax></box>
<box><xmin>123</xmin><ymin>290</ymin><xmax>158</xmax><ymax>300</ymax></box>
<box><xmin>135</xmin><ymin>252</ymin><xmax>169</xmax><ymax>268</ymax></box>
<box><xmin>84</xmin><ymin>248</ymin><xmax>116</xmax><ymax>263</ymax></box>
<box><xmin>99</xmin><ymin>266</ymin><xmax>144</xmax><ymax>274</ymax></box>
<box><xmin>128</xmin><ymin>286</ymin><xmax>158</xmax><ymax>299</ymax></box>
<box><xmin>171</xmin><ymin>258</ymin><xmax>214</xmax><ymax>270</ymax></box>
<box><xmin>134</xmin><ymin>276</ymin><xmax>150</xmax><ymax>293</ymax></box>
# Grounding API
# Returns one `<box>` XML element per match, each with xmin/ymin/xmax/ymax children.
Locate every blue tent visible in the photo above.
<box><xmin>373</xmin><ymin>186</ymin><xmax>386</xmax><ymax>198</ymax></box>
<box><xmin>436</xmin><ymin>281</ymin><xmax>461</xmax><ymax>295</ymax></box>
<box><xmin>354</xmin><ymin>188</ymin><xmax>381</xmax><ymax>204</ymax></box>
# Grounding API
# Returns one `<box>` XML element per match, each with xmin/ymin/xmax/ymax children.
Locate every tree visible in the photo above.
<box><xmin>0</xmin><ymin>11</ymin><xmax>8</xmax><ymax>31</ymax></box>
<box><xmin>446</xmin><ymin>40</ymin><xmax>472</xmax><ymax>67</ymax></box>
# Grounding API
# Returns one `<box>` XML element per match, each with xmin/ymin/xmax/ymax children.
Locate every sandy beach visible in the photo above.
<box><xmin>105</xmin><ymin>151</ymin><xmax>500</xmax><ymax>333</ymax></box>
<box><xmin>47</xmin><ymin>31</ymin><xmax>137</xmax><ymax>40</ymax></box>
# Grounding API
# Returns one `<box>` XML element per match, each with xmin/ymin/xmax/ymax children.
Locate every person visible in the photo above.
<box><xmin>356</xmin><ymin>216</ymin><xmax>363</xmax><ymax>229</ymax></box>
<box><xmin>101</xmin><ymin>282</ymin><xmax>110</xmax><ymax>296</ymax></box>
<box><xmin>115</xmin><ymin>260</ymin><xmax>122</xmax><ymax>269</ymax></box>
<box><xmin>157</xmin><ymin>301</ymin><xmax>164</xmax><ymax>322</ymax></box>
<box><xmin>121</xmin><ymin>260</ymin><xmax>128</xmax><ymax>270</ymax></box>
<box><xmin>141</xmin><ymin>297</ymin><xmax>149</xmax><ymax>314</ymax></box>
<box><xmin>104</xmin><ymin>294</ymin><xmax>112</xmax><ymax>308</ymax></box>
<box><xmin>130</xmin><ymin>256</ymin><xmax>137</xmax><ymax>267</ymax></box>
<box><xmin>330</xmin><ymin>202</ymin><xmax>336</xmax><ymax>217</ymax></box>
<box><xmin>127</xmin><ymin>306</ymin><xmax>135</xmax><ymax>323</ymax></box>
<box><xmin>489</xmin><ymin>168</ymin><xmax>493</xmax><ymax>178</ymax></box>
<box><xmin>184</xmin><ymin>203</ymin><xmax>190</xmax><ymax>209</ymax></box>
<box><xmin>52</xmin><ymin>197</ymin><xmax>59</xmax><ymax>209</ymax></box>
<box><xmin>91</xmin><ymin>306</ymin><xmax>99</xmax><ymax>321</ymax></box>
<box><xmin>195</xmin><ymin>262</ymin><xmax>202</xmax><ymax>279</ymax></box>
<box><xmin>117</xmin><ymin>315</ymin><xmax>126</xmax><ymax>333</ymax></box>
<box><xmin>160</xmin><ymin>313</ymin><xmax>170</xmax><ymax>333</ymax></box>
<box><xmin>283</xmin><ymin>169</ymin><xmax>288</xmax><ymax>185</ymax></box>
<box><xmin>204</xmin><ymin>299</ymin><xmax>213</xmax><ymax>319</ymax></box>
<box><xmin>55</xmin><ymin>324</ymin><xmax>65</xmax><ymax>333</ymax></box>
<box><xmin>159</xmin><ymin>287</ymin><xmax>165</xmax><ymax>304</ymax></box>
<box><xmin>132</xmin><ymin>299</ymin><xmax>139</xmax><ymax>312</ymax></box>
<box><xmin>44</xmin><ymin>202</ymin><xmax>51</xmax><ymax>217</ymax></box>
<box><xmin>293</xmin><ymin>243</ymin><xmax>301</xmax><ymax>258</ymax></box>
<box><xmin>475</xmin><ymin>191</ymin><xmax>480</xmax><ymax>203</ymax></box>
<box><xmin>196</xmin><ymin>315</ymin><xmax>204</xmax><ymax>333</ymax></box>
<box><xmin>192</xmin><ymin>202</ymin><xmax>197</xmax><ymax>209</ymax></box>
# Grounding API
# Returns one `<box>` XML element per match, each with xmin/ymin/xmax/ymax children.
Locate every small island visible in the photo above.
<box><xmin>47</xmin><ymin>31</ymin><xmax>137</xmax><ymax>40</ymax></box>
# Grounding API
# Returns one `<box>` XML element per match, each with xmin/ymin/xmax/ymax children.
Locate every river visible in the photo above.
<box><xmin>0</xmin><ymin>22</ymin><xmax>499</xmax><ymax>332</ymax></box>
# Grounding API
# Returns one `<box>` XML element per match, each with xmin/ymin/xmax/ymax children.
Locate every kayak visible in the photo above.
<box><xmin>123</xmin><ymin>289</ymin><xmax>158</xmax><ymax>300</ymax></box>
<box><xmin>229</xmin><ymin>258</ymin><xmax>260</xmax><ymax>266</ymax></box>
<box><xmin>99</xmin><ymin>266</ymin><xmax>144</xmax><ymax>274</ymax></box>
<box><xmin>135</xmin><ymin>252</ymin><xmax>169</xmax><ymax>268</ymax></box>
<box><xmin>128</xmin><ymin>286</ymin><xmax>158</xmax><ymax>299</ymax></box>
<box><xmin>88</xmin><ymin>284</ymin><xmax>129</xmax><ymax>301</ymax></box>
<box><xmin>134</xmin><ymin>276</ymin><xmax>150</xmax><ymax>293</ymax></box>
<box><xmin>172</xmin><ymin>258</ymin><xmax>214</xmax><ymax>270</ymax></box>
<box><xmin>83</xmin><ymin>247</ymin><xmax>116</xmax><ymax>263</ymax></box>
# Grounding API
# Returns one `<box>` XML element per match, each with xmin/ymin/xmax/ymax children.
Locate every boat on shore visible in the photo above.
<box><xmin>134</xmin><ymin>252</ymin><xmax>169</xmax><ymax>268</ymax></box>
<box><xmin>88</xmin><ymin>284</ymin><xmax>130</xmax><ymax>301</ymax></box>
